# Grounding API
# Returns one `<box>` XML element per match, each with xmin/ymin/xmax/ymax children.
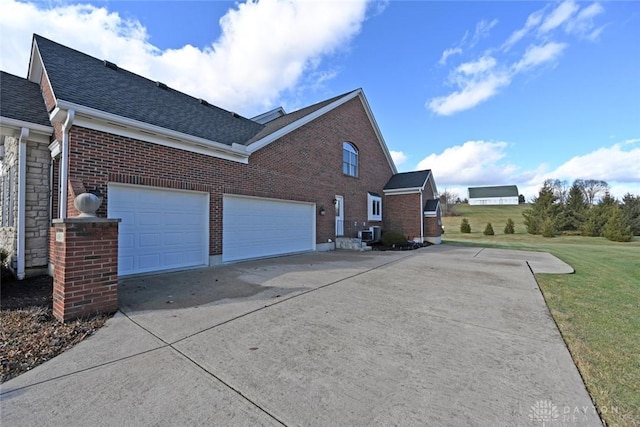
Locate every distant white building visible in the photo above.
<box><xmin>468</xmin><ymin>185</ymin><xmax>519</xmax><ymax>205</ymax></box>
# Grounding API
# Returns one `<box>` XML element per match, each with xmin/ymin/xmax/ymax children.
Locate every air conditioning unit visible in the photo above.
<box><xmin>358</xmin><ymin>229</ymin><xmax>374</xmax><ymax>241</ymax></box>
<box><xmin>358</xmin><ymin>226</ymin><xmax>382</xmax><ymax>242</ymax></box>
<box><xmin>371</xmin><ymin>226</ymin><xmax>382</xmax><ymax>241</ymax></box>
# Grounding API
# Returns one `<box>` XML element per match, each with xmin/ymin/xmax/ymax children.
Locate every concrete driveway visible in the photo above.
<box><xmin>1</xmin><ymin>246</ymin><xmax>601</xmax><ymax>426</ymax></box>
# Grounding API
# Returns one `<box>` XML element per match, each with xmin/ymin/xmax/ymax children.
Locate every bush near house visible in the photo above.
<box><xmin>381</xmin><ymin>230</ymin><xmax>410</xmax><ymax>247</ymax></box>
<box><xmin>460</xmin><ymin>218</ymin><xmax>471</xmax><ymax>233</ymax></box>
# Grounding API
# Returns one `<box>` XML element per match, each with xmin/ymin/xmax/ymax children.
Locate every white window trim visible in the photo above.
<box><xmin>343</xmin><ymin>142</ymin><xmax>358</xmax><ymax>177</ymax></box>
<box><xmin>368</xmin><ymin>193</ymin><xmax>382</xmax><ymax>221</ymax></box>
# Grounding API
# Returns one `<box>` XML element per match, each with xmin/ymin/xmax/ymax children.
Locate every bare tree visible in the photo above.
<box><xmin>546</xmin><ymin>179</ymin><xmax>570</xmax><ymax>204</ymax></box>
<box><xmin>575</xmin><ymin>179</ymin><xmax>609</xmax><ymax>205</ymax></box>
<box><xmin>439</xmin><ymin>189</ymin><xmax>459</xmax><ymax>216</ymax></box>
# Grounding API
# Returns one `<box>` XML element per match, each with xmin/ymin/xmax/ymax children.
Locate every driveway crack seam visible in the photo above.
<box><xmin>1</xmin><ymin>311</ymin><xmax>171</xmax><ymax>395</ymax></box>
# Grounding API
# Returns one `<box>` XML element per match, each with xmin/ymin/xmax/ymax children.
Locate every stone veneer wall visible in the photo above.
<box><xmin>0</xmin><ymin>136</ymin><xmax>18</xmax><ymax>269</ymax></box>
<box><xmin>0</xmin><ymin>135</ymin><xmax>51</xmax><ymax>275</ymax></box>
<box><xmin>24</xmin><ymin>141</ymin><xmax>51</xmax><ymax>270</ymax></box>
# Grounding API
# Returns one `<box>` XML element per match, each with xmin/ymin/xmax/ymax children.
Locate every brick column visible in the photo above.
<box><xmin>50</xmin><ymin>218</ymin><xmax>120</xmax><ymax>322</ymax></box>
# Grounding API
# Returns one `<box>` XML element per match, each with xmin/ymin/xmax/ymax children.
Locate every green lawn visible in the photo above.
<box><xmin>442</xmin><ymin>204</ymin><xmax>640</xmax><ymax>427</ymax></box>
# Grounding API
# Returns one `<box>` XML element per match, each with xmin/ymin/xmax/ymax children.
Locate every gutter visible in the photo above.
<box><xmin>50</xmin><ymin>101</ymin><xmax>249</xmax><ymax>161</ymax></box>
<box><xmin>16</xmin><ymin>128</ymin><xmax>29</xmax><ymax>279</ymax></box>
<box><xmin>59</xmin><ymin>110</ymin><xmax>74</xmax><ymax>219</ymax></box>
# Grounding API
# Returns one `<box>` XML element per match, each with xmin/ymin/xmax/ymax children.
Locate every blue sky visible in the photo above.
<box><xmin>1</xmin><ymin>0</ymin><xmax>638</xmax><ymax>200</ymax></box>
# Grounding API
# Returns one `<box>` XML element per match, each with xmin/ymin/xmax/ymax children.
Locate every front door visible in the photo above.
<box><xmin>335</xmin><ymin>195</ymin><xmax>344</xmax><ymax>236</ymax></box>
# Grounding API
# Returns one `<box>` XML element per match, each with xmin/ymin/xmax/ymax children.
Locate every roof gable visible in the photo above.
<box><xmin>245</xmin><ymin>89</ymin><xmax>397</xmax><ymax>174</ymax></box>
<box><xmin>0</xmin><ymin>71</ymin><xmax>51</xmax><ymax>127</ymax></box>
<box><xmin>468</xmin><ymin>185</ymin><xmax>519</xmax><ymax>199</ymax></box>
<box><xmin>384</xmin><ymin>170</ymin><xmax>431</xmax><ymax>191</ymax></box>
<box><xmin>30</xmin><ymin>35</ymin><xmax>263</xmax><ymax>146</ymax></box>
<box><xmin>424</xmin><ymin>198</ymin><xmax>441</xmax><ymax>217</ymax></box>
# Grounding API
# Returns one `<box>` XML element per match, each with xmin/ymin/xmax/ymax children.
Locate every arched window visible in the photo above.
<box><xmin>343</xmin><ymin>142</ymin><xmax>358</xmax><ymax>177</ymax></box>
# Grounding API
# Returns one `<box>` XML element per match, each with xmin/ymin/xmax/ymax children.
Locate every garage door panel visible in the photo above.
<box><xmin>108</xmin><ymin>184</ymin><xmax>209</xmax><ymax>275</ymax></box>
<box><xmin>223</xmin><ymin>195</ymin><xmax>314</xmax><ymax>262</ymax></box>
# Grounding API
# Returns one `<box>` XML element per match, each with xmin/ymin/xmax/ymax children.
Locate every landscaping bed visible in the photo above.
<box><xmin>1</xmin><ymin>271</ymin><xmax>109</xmax><ymax>383</ymax></box>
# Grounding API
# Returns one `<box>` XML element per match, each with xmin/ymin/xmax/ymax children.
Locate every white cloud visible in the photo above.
<box><xmin>0</xmin><ymin>0</ymin><xmax>369</xmax><ymax>114</ymax></box>
<box><xmin>429</xmin><ymin>0</ymin><xmax>604</xmax><ymax>116</ymax></box>
<box><xmin>439</xmin><ymin>47</ymin><xmax>462</xmax><ymax>66</ymax></box>
<box><xmin>415</xmin><ymin>140</ymin><xmax>516</xmax><ymax>185</ymax></box>
<box><xmin>565</xmin><ymin>2</ymin><xmax>605</xmax><ymax>40</ymax></box>
<box><xmin>470</xmin><ymin>18</ymin><xmax>499</xmax><ymax>47</ymax></box>
<box><xmin>513</xmin><ymin>42</ymin><xmax>567</xmax><ymax>73</ymax></box>
<box><xmin>547</xmin><ymin>140</ymin><xmax>640</xmax><ymax>183</ymax></box>
<box><xmin>390</xmin><ymin>150</ymin><xmax>407</xmax><ymax>167</ymax></box>
<box><xmin>538</xmin><ymin>0</ymin><xmax>579</xmax><ymax>34</ymax></box>
<box><xmin>415</xmin><ymin>139</ymin><xmax>640</xmax><ymax>201</ymax></box>
<box><xmin>502</xmin><ymin>9</ymin><xmax>545</xmax><ymax>51</ymax></box>
<box><xmin>427</xmin><ymin>70</ymin><xmax>510</xmax><ymax>116</ymax></box>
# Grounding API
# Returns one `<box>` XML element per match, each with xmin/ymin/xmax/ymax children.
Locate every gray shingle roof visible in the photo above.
<box><xmin>0</xmin><ymin>71</ymin><xmax>51</xmax><ymax>127</ymax></box>
<box><xmin>384</xmin><ymin>170</ymin><xmax>431</xmax><ymax>190</ymax></box>
<box><xmin>244</xmin><ymin>91</ymin><xmax>356</xmax><ymax>145</ymax></box>
<box><xmin>468</xmin><ymin>185</ymin><xmax>519</xmax><ymax>199</ymax></box>
<box><xmin>424</xmin><ymin>198</ymin><xmax>440</xmax><ymax>213</ymax></box>
<box><xmin>33</xmin><ymin>35</ymin><xmax>264</xmax><ymax>146</ymax></box>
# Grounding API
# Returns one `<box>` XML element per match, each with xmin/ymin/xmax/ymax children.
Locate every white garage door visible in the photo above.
<box><xmin>108</xmin><ymin>184</ymin><xmax>209</xmax><ymax>275</ymax></box>
<box><xmin>223</xmin><ymin>195</ymin><xmax>315</xmax><ymax>262</ymax></box>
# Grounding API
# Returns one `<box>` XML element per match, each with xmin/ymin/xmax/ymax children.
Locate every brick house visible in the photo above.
<box><xmin>383</xmin><ymin>170</ymin><xmax>442</xmax><ymax>245</ymax></box>
<box><xmin>0</xmin><ymin>34</ymin><xmax>441</xmax><ymax>279</ymax></box>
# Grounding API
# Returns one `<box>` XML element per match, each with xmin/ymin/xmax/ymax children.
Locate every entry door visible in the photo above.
<box><xmin>335</xmin><ymin>195</ymin><xmax>344</xmax><ymax>236</ymax></box>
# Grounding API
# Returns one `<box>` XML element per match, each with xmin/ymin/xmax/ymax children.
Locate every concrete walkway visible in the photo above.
<box><xmin>1</xmin><ymin>246</ymin><xmax>601</xmax><ymax>426</ymax></box>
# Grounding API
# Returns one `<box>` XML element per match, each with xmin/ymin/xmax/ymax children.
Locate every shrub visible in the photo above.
<box><xmin>460</xmin><ymin>218</ymin><xmax>471</xmax><ymax>233</ymax></box>
<box><xmin>602</xmin><ymin>208</ymin><xmax>633</xmax><ymax>242</ymax></box>
<box><xmin>542</xmin><ymin>219</ymin><xmax>555</xmax><ymax>238</ymax></box>
<box><xmin>504</xmin><ymin>218</ymin><xmax>515</xmax><ymax>234</ymax></box>
<box><xmin>381</xmin><ymin>230</ymin><xmax>409</xmax><ymax>247</ymax></box>
<box><xmin>483</xmin><ymin>222</ymin><xmax>494</xmax><ymax>236</ymax></box>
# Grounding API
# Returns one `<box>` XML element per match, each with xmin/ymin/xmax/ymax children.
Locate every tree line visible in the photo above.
<box><xmin>523</xmin><ymin>179</ymin><xmax>639</xmax><ymax>242</ymax></box>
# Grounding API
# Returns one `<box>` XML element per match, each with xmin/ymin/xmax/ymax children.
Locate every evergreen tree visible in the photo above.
<box><xmin>504</xmin><ymin>218</ymin><xmax>515</xmax><ymax>234</ymax></box>
<box><xmin>542</xmin><ymin>218</ymin><xmax>555</xmax><ymax>237</ymax></box>
<box><xmin>523</xmin><ymin>181</ymin><xmax>559</xmax><ymax>234</ymax></box>
<box><xmin>555</xmin><ymin>182</ymin><xmax>588</xmax><ymax>233</ymax></box>
<box><xmin>602</xmin><ymin>207</ymin><xmax>633</xmax><ymax>242</ymax></box>
<box><xmin>621</xmin><ymin>193</ymin><xmax>640</xmax><ymax>236</ymax></box>
<box><xmin>460</xmin><ymin>218</ymin><xmax>471</xmax><ymax>233</ymax></box>
<box><xmin>483</xmin><ymin>222</ymin><xmax>494</xmax><ymax>236</ymax></box>
<box><xmin>582</xmin><ymin>192</ymin><xmax>618</xmax><ymax>237</ymax></box>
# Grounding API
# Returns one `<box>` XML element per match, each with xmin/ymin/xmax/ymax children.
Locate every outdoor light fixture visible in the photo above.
<box><xmin>319</xmin><ymin>206</ymin><xmax>326</xmax><ymax>216</ymax></box>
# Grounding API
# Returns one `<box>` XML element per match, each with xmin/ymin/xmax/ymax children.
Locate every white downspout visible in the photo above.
<box><xmin>59</xmin><ymin>110</ymin><xmax>74</xmax><ymax>219</ymax></box>
<box><xmin>419</xmin><ymin>191</ymin><xmax>424</xmax><ymax>243</ymax></box>
<box><xmin>17</xmin><ymin>127</ymin><xmax>29</xmax><ymax>280</ymax></box>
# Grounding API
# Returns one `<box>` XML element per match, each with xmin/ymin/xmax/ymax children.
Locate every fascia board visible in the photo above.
<box><xmin>357</xmin><ymin>90</ymin><xmax>398</xmax><ymax>174</ymax></box>
<box><xmin>54</xmin><ymin>100</ymin><xmax>249</xmax><ymax>163</ymax></box>
<box><xmin>383</xmin><ymin>188</ymin><xmax>422</xmax><ymax>195</ymax></box>
<box><xmin>0</xmin><ymin>117</ymin><xmax>53</xmax><ymax>137</ymax></box>
<box><xmin>27</xmin><ymin>38</ymin><xmax>43</xmax><ymax>84</ymax></box>
<box><xmin>246</xmin><ymin>90</ymin><xmax>361</xmax><ymax>154</ymax></box>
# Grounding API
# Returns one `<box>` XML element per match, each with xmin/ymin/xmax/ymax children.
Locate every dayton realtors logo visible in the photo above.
<box><xmin>529</xmin><ymin>400</ymin><xmax>560</xmax><ymax>426</ymax></box>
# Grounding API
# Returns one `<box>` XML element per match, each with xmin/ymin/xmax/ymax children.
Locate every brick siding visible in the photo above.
<box><xmin>50</xmin><ymin>220</ymin><xmax>119</xmax><ymax>321</ymax></box>
<box><xmin>59</xmin><ymin>96</ymin><xmax>394</xmax><ymax>256</ymax></box>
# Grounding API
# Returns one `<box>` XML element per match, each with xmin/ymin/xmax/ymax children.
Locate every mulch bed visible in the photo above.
<box><xmin>1</xmin><ymin>270</ymin><xmax>110</xmax><ymax>383</ymax></box>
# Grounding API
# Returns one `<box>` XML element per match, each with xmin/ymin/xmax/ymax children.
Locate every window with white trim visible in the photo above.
<box><xmin>343</xmin><ymin>142</ymin><xmax>358</xmax><ymax>177</ymax></box>
<box><xmin>368</xmin><ymin>192</ymin><xmax>382</xmax><ymax>221</ymax></box>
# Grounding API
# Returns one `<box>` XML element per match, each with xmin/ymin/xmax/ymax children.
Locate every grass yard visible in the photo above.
<box><xmin>442</xmin><ymin>204</ymin><xmax>640</xmax><ymax>427</ymax></box>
